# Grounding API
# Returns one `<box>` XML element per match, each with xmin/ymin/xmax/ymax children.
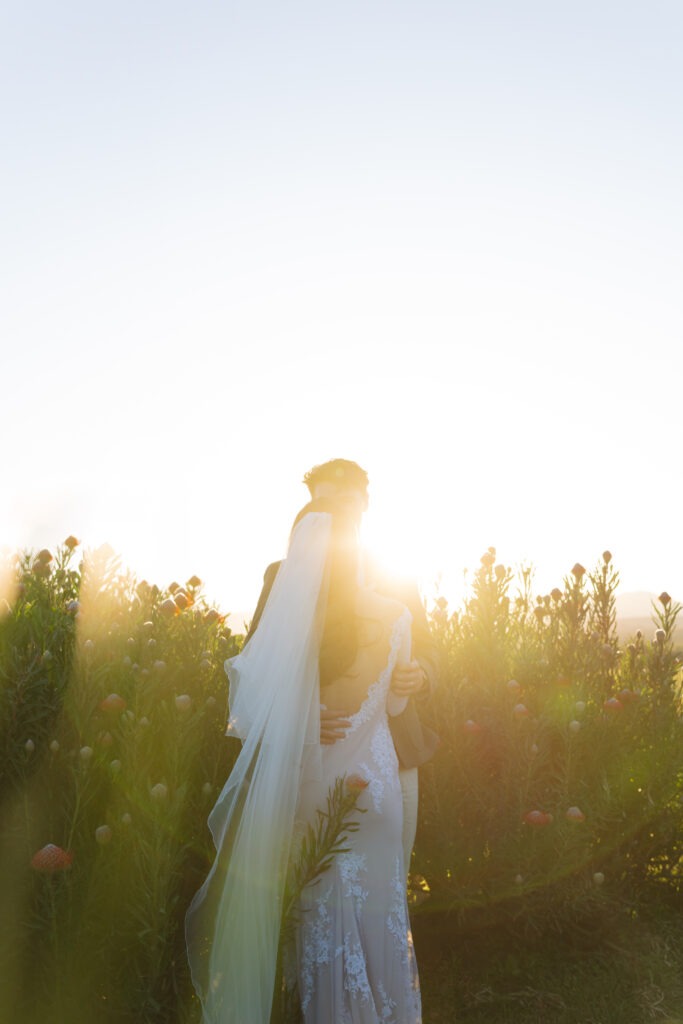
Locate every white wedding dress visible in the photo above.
<box><xmin>292</xmin><ymin>604</ymin><xmax>422</xmax><ymax>1024</ymax></box>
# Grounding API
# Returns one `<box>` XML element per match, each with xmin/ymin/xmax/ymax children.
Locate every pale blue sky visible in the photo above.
<box><xmin>2</xmin><ymin>1</ymin><xmax>682</xmax><ymax>619</ymax></box>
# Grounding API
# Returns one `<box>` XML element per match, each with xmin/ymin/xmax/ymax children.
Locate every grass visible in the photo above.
<box><xmin>415</xmin><ymin>897</ymin><xmax>683</xmax><ymax>1024</ymax></box>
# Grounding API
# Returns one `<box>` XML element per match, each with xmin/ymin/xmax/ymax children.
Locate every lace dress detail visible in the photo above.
<box><xmin>294</xmin><ymin>606</ymin><xmax>421</xmax><ymax>1023</ymax></box>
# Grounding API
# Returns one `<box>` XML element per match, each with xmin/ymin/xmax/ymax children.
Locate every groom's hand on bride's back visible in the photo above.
<box><xmin>390</xmin><ymin>660</ymin><xmax>428</xmax><ymax>697</ymax></box>
<box><xmin>320</xmin><ymin>707</ymin><xmax>351</xmax><ymax>744</ymax></box>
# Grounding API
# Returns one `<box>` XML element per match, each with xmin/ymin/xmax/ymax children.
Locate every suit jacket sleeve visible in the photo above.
<box><xmin>397</xmin><ymin>580</ymin><xmax>442</xmax><ymax>695</ymax></box>
<box><xmin>244</xmin><ymin>561</ymin><xmax>281</xmax><ymax>642</ymax></box>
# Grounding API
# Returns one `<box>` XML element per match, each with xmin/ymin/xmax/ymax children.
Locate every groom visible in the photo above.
<box><xmin>245</xmin><ymin>458</ymin><xmax>440</xmax><ymax>872</ymax></box>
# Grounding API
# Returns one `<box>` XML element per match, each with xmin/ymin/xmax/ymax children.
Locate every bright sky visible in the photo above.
<box><xmin>2</xmin><ymin>1</ymin><xmax>682</xmax><ymax>624</ymax></box>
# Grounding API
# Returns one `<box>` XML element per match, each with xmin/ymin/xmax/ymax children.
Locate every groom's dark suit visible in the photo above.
<box><xmin>245</xmin><ymin>560</ymin><xmax>440</xmax><ymax>769</ymax></box>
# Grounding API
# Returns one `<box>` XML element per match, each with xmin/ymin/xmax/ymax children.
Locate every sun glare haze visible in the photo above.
<box><xmin>3</xmin><ymin>1</ymin><xmax>683</xmax><ymax>624</ymax></box>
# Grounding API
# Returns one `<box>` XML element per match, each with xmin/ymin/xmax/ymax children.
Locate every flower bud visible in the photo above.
<box><xmin>80</xmin><ymin>745</ymin><xmax>94</xmax><ymax>760</ymax></box>
<box><xmin>550</xmin><ymin>588</ymin><xmax>562</xmax><ymax>602</ymax></box>
<box><xmin>120</xmin><ymin>812</ymin><xmax>132</xmax><ymax>826</ymax></box>
<box><xmin>63</xmin><ymin>535</ymin><xmax>80</xmax><ymax>550</ymax></box>
<box><xmin>571</xmin><ymin>563</ymin><xmax>586</xmax><ymax>579</ymax></box>
<box><xmin>175</xmin><ymin>695</ymin><xmax>192</xmax><ymax>713</ymax></box>
<box><xmin>658</xmin><ymin>592</ymin><xmax>671</xmax><ymax>607</ymax></box>
<box><xmin>565</xmin><ymin>806</ymin><xmax>585</xmax><ymax>823</ymax></box>
<box><xmin>569</xmin><ymin>720</ymin><xmax>581</xmax><ymax>733</ymax></box>
<box><xmin>345</xmin><ymin>774</ymin><xmax>369</xmax><ymax>794</ymax></box>
<box><xmin>49</xmin><ymin>739</ymin><xmax>60</xmax><ymax>753</ymax></box>
<box><xmin>655</xmin><ymin>629</ymin><xmax>666</xmax><ymax>644</ymax></box>
<box><xmin>593</xmin><ymin>872</ymin><xmax>605</xmax><ymax>886</ymax></box>
<box><xmin>574</xmin><ymin>701</ymin><xmax>586</xmax><ymax>714</ymax></box>
<box><xmin>602</xmin><ymin>551</ymin><xmax>612</xmax><ymax>564</ymax></box>
<box><xmin>95</xmin><ymin>825</ymin><xmax>112</xmax><ymax>845</ymax></box>
<box><xmin>187</xmin><ymin>575</ymin><xmax>202</xmax><ymax>589</ymax></box>
<box><xmin>25</xmin><ymin>738</ymin><xmax>35</xmax><ymax>753</ymax></box>
<box><xmin>150</xmin><ymin>783</ymin><xmax>168</xmax><ymax>801</ymax></box>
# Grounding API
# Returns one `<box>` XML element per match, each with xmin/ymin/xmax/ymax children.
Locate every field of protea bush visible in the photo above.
<box><xmin>1</xmin><ymin>540</ymin><xmax>682</xmax><ymax>1024</ymax></box>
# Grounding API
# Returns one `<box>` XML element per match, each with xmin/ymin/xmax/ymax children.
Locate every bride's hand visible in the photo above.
<box><xmin>391</xmin><ymin>660</ymin><xmax>427</xmax><ymax>697</ymax></box>
<box><xmin>320</xmin><ymin>706</ymin><xmax>351</xmax><ymax>744</ymax></box>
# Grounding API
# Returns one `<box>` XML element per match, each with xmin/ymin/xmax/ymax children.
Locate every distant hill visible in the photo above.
<box><xmin>226</xmin><ymin>594</ymin><xmax>682</xmax><ymax>646</ymax></box>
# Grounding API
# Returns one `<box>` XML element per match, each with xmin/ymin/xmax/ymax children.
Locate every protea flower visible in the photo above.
<box><xmin>100</xmin><ymin>693</ymin><xmax>126</xmax><ymax>713</ymax></box>
<box><xmin>31</xmin><ymin>844</ymin><xmax>73</xmax><ymax>872</ymax></box>
<box><xmin>150</xmin><ymin>783</ymin><xmax>169</xmax><ymax>802</ymax></box>
<box><xmin>63</xmin><ymin>535</ymin><xmax>80</xmax><ymax>550</ymax></box>
<box><xmin>160</xmin><ymin>598</ymin><xmax>178</xmax><ymax>618</ymax></box>
<box><xmin>523</xmin><ymin>810</ymin><xmax>552</xmax><ymax>826</ymax></box>
<box><xmin>187</xmin><ymin>575</ymin><xmax>202</xmax><ymax>589</ymax></box>
<box><xmin>175</xmin><ymin>695</ymin><xmax>192</xmax><ymax>713</ymax></box>
<box><xmin>658</xmin><ymin>592</ymin><xmax>671</xmax><ymax>607</ymax></box>
<box><xmin>571</xmin><ymin>563</ymin><xmax>586</xmax><ymax>579</ymax></box>
<box><xmin>95</xmin><ymin>825</ymin><xmax>112</xmax><ymax>845</ymax></box>
<box><xmin>565</xmin><ymin>806</ymin><xmax>586</xmax><ymax>823</ymax></box>
<box><xmin>345</xmin><ymin>775</ymin><xmax>369</xmax><ymax>794</ymax></box>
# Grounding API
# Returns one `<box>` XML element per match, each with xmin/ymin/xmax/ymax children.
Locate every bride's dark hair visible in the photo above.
<box><xmin>291</xmin><ymin>497</ymin><xmax>360</xmax><ymax>686</ymax></box>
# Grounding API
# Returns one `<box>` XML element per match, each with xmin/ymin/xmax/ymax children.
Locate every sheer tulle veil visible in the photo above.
<box><xmin>185</xmin><ymin>511</ymin><xmax>332</xmax><ymax>1023</ymax></box>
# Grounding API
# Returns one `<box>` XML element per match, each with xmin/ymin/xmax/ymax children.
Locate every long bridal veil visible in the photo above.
<box><xmin>185</xmin><ymin>512</ymin><xmax>331</xmax><ymax>1024</ymax></box>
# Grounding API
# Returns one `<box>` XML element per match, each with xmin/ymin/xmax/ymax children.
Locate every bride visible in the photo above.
<box><xmin>185</xmin><ymin>496</ymin><xmax>422</xmax><ymax>1023</ymax></box>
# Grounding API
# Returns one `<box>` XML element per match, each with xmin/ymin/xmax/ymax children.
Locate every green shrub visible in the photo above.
<box><xmin>414</xmin><ymin>549</ymin><xmax>683</xmax><ymax>945</ymax></box>
<box><xmin>1</xmin><ymin>540</ymin><xmax>681</xmax><ymax>1023</ymax></box>
<box><xmin>0</xmin><ymin>540</ymin><xmax>240</xmax><ymax>1023</ymax></box>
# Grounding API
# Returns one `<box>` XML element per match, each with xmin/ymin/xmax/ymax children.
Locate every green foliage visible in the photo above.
<box><xmin>1</xmin><ymin>539</ymin><xmax>681</xmax><ymax>1023</ymax></box>
<box><xmin>415</xmin><ymin>548</ymin><xmax>683</xmax><ymax>947</ymax></box>
<box><xmin>0</xmin><ymin>540</ymin><xmax>240</xmax><ymax>1023</ymax></box>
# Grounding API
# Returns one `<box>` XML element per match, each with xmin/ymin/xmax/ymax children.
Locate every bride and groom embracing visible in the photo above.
<box><xmin>185</xmin><ymin>459</ymin><xmax>440</xmax><ymax>1024</ymax></box>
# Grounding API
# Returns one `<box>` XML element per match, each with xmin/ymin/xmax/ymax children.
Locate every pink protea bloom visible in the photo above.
<box><xmin>345</xmin><ymin>775</ymin><xmax>369</xmax><ymax>795</ymax></box>
<box><xmin>565</xmin><ymin>806</ymin><xmax>586</xmax><ymax>823</ymax></box>
<box><xmin>100</xmin><ymin>693</ymin><xmax>126</xmax><ymax>713</ymax></box>
<box><xmin>31</xmin><ymin>844</ymin><xmax>73</xmax><ymax>872</ymax></box>
<box><xmin>603</xmin><ymin>698</ymin><xmax>623</xmax><ymax>712</ymax></box>
<box><xmin>523</xmin><ymin>810</ymin><xmax>551</xmax><ymax>826</ymax></box>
